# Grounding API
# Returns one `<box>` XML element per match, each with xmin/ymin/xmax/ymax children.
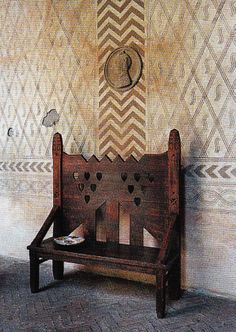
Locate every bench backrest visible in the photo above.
<box><xmin>52</xmin><ymin>130</ymin><xmax>180</xmax><ymax>248</ymax></box>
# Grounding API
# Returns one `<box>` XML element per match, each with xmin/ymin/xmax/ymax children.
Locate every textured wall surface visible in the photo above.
<box><xmin>0</xmin><ymin>0</ymin><xmax>98</xmax><ymax>258</ymax></box>
<box><xmin>0</xmin><ymin>0</ymin><xmax>236</xmax><ymax>298</ymax></box>
<box><xmin>146</xmin><ymin>0</ymin><xmax>236</xmax><ymax>297</ymax></box>
<box><xmin>97</xmin><ymin>0</ymin><xmax>146</xmax><ymax>159</ymax></box>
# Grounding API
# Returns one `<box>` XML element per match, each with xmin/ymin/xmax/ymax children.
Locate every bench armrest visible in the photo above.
<box><xmin>29</xmin><ymin>205</ymin><xmax>61</xmax><ymax>247</ymax></box>
<box><xmin>157</xmin><ymin>213</ymin><xmax>179</xmax><ymax>266</ymax></box>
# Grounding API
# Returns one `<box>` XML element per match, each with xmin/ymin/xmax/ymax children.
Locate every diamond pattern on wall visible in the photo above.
<box><xmin>147</xmin><ymin>0</ymin><xmax>236</xmax><ymax>159</ymax></box>
<box><xmin>0</xmin><ymin>0</ymin><xmax>97</xmax><ymax>160</ymax></box>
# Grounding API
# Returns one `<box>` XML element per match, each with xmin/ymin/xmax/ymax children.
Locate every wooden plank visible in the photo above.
<box><xmin>29</xmin><ymin>206</ymin><xmax>60</xmax><ymax>247</ymax></box>
<box><xmin>53</xmin><ymin>133</ymin><xmax>62</xmax><ymax>208</ymax></box>
<box><xmin>34</xmin><ymin>251</ymin><xmax>156</xmax><ymax>275</ymax></box>
<box><xmin>106</xmin><ymin>200</ymin><xmax>119</xmax><ymax>242</ymax></box>
<box><xmin>52</xmin><ymin>133</ymin><xmax>63</xmax><ymax>237</ymax></box>
<box><xmin>39</xmin><ymin>238</ymin><xmax>159</xmax><ymax>269</ymax></box>
<box><xmin>83</xmin><ymin>210</ymin><xmax>96</xmax><ymax>240</ymax></box>
<box><xmin>62</xmin><ymin>151</ymin><xmax>168</xmax><ymax>173</ymax></box>
<box><xmin>130</xmin><ymin>215</ymin><xmax>143</xmax><ymax>246</ymax></box>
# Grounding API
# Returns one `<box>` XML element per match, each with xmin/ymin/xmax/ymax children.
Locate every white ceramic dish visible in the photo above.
<box><xmin>53</xmin><ymin>236</ymin><xmax>85</xmax><ymax>246</ymax></box>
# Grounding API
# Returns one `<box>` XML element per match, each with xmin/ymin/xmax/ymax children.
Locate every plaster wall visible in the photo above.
<box><xmin>0</xmin><ymin>0</ymin><xmax>236</xmax><ymax>297</ymax></box>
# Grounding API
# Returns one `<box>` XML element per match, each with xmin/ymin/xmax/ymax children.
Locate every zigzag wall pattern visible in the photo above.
<box><xmin>97</xmin><ymin>0</ymin><xmax>146</xmax><ymax>160</ymax></box>
<box><xmin>0</xmin><ymin>160</ymin><xmax>52</xmax><ymax>173</ymax></box>
<box><xmin>184</xmin><ymin>163</ymin><xmax>236</xmax><ymax>179</ymax></box>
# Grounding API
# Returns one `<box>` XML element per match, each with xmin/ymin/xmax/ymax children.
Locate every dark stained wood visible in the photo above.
<box><xmin>52</xmin><ymin>133</ymin><xmax>64</xmax><ymax>238</ymax></box>
<box><xmin>84</xmin><ymin>210</ymin><xmax>97</xmax><ymax>241</ymax></box>
<box><xmin>130</xmin><ymin>215</ymin><xmax>143</xmax><ymax>246</ymax></box>
<box><xmin>53</xmin><ymin>261</ymin><xmax>64</xmax><ymax>280</ymax></box>
<box><xmin>52</xmin><ymin>136</ymin><xmax>64</xmax><ymax>282</ymax></box>
<box><xmin>40</xmin><ymin>238</ymin><xmax>159</xmax><ymax>269</ymax></box>
<box><xmin>30</xmin><ymin>206</ymin><xmax>61</xmax><ymax>247</ymax></box>
<box><xmin>168</xmin><ymin>256</ymin><xmax>181</xmax><ymax>300</ymax></box>
<box><xmin>106</xmin><ymin>201</ymin><xmax>119</xmax><ymax>242</ymax></box>
<box><xmin>168</xmin><ymin>129</ymin><xmax>180</xmax><ymax>216</ymax></box>
<box><xmin>28</xmin><ymin>129</ymin><xmax>181</xmax><ymax>319</ymax></box>
<box><xmin>158</xmin><ymin>214</ymin><xmax>178</xmax><ymax>264</ymax></box>
<box><xmin>156</xmin><ymin>270</ymin><xmax>166</xmax><ymax>318</ymax></box>
<box><xmin>62</xmin><ymin>152</ymin><xmax>168</xmax><ymax>235</ymax></box>
<box><xmin>30</xmin><ymin>252</ymin><xmax>39</xmax><ymax>293</ymax></box>
<box><xmin>52</xmin><ymin>133</ymin><xmax>62</xmax><ymax>208</ymax></box>
<box><xmin>167</xmin><ymin>130</ymin><xmax>181</xmax><ymax>305</ymax></box>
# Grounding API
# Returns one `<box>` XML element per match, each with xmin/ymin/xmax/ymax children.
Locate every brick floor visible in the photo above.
<box><xmin>0</xmin><ymin>256</ymin><xmax>236</xmax><ymax>331</ymax></box>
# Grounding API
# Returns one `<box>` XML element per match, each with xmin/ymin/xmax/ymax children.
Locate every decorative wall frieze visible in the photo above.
<box><xmin>0</xmin><ymin>173</ymin><xmax>52</xmax><ymax>197</ymax></box>
<box><xmin>185</xmin><ymin>184</ymin><xmax>236</xmax><ymax>213</ymax></box>
<box><xmin>183</xmin><ymin>161</ymin><xmax>236</xmax><ymax>180</ymax></box>
<box><xmin>184</xmin><ymin>158</ymin><xmax>236</xmax><ymax>212</ymax></box>
<box><xmin>0</xmin><ymin>160</ymin><xmax>52</xmax><ymax>173</ymax></box>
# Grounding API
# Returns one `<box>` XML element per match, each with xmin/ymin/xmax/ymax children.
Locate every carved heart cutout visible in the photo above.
<box><xmin>78</xmin><ymin>183</ymin><xmax>84</xmax><ymax>192</ymax></box>
<box><xmin>121</xmin><ymin>172</ymin><xmax>127</xmax><ymax>182</ymax></box>
<box><xmin>90</xmin><ymin>184</ymin><xmax>96</xmax><ymax>192</ymax></box>
<box><xmin>84</xmin><ymin>172</ymin><xmax>90</xmax><ymax>180</ymax></box>
<box><xmin>84</xmin><ymin>195</ymin><xmax>90</xmax><ymax>203</ymax></box>
<box><xmin>73</xmin><ymin>172</ymin><xmax>79</xmax><ymax>180</ymax></box>
<box><xmin>148</xmin><ymin>173</ymin><xmax>154</xmax><ymax>182</ymax></box>
<box><xmin>128</xmin><ymin>185</ymin><xmax>134</xmax><ymax>193</ymax></box>
<box><xmin>96</xmin><ymin>172</ymin><xmax>102</xmax><ymax>181</ymax></box>
<box><xmin>134</xmin><ymin>173</ymin><xmax>141</xmax><ymax>182</ymax></box>
<box><xmin>134</xmin><ymin>197</ymin><xmax>141</xmax><ymax>206</ymax></box>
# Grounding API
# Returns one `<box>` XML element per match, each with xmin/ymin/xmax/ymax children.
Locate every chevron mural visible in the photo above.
<box><xmin>184</xmin><ymin>163</ymin><xmax>236</xmax><ymax>179</ymax></box>
<box><xmin>0</xmin><ymin>160</ymin><xmax>52</xmax><ymax>173</ymax></box>
<box><xmin>97</xmin><ymin>0</ymin><xmax>146</xmax><ymax>160</ymax></box>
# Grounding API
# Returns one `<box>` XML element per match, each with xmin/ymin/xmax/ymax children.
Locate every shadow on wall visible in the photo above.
<box><xmin>180</xmin><ymin>138</ymin><xmax>205</xmax><ymax>290</ymax></box>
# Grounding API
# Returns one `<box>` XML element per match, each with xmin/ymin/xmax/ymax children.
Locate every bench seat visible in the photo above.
<box><xmin>29</xmin><ymin>238</ymin><xmax>160</xmax><ymax>274</ymax></box>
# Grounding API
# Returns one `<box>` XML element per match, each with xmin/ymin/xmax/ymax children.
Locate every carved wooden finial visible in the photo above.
<box><xmin>168</xmin><ymin>129</ymin><xmax>181</xmax><ymax>152</ymax></box>
<box><xmin>52</xmin><ymin>133</ymin><xmax>63</xmax><ymax>156</ymax></box>
<box><xmin>168</xmin><ymin>129</ymin><xmax>181</xmax><ymax>215</ymax></box>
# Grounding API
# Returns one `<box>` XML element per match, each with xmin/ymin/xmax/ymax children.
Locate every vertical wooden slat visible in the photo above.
<box><xmin>168</xmin><ymin>129</ymin><xmax>181</xmax><ymax>216</ymax></box>
<box><xmin>52</xmin><ymin>133</ymin><xmax>64</xmax><ymax>277</ymax></box>
<box><xmin>95</xmin><ymin>203</ymin><xmax>106</xmax><ymax>242</ymax></box>
<box><xmin>84</xmin><ymin>210</ymin><xmax>97</xmax><ymax>241</ymax></box>
<box><xmin>52</xmin><ymin>133</ymin><xmax>62</xmax><ymax>208</ymax></box>
<box><xmin>130</xmin><ymin>215</ymin><xmax>143</xmax><ymax>246</ymax></box>
<box><xmin>106</xmin><ymin>200</ymin><xmax>119</xmax><ymax>242</ymax></box>
<box><xmin>52</xmin><ymin>133</ymin><xmax>62</xmax><ymax>237</ymax></box>
<box><xmin>167</xmin><ymin>130</ymin><xmax>181</xmax><ymax>300</ymax></box>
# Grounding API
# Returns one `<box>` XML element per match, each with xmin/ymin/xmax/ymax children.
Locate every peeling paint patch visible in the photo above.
<box><xmin>42</xmin><ymin>109</ymin><xmax>59</xmax><ymax>127</ymax></box>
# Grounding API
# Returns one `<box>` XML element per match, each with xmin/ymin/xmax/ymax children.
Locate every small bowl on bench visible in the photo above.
<box><xmin>53</xmin><ymin>236</ymin><xmax>85</xmax><ymax>246</ymax></box>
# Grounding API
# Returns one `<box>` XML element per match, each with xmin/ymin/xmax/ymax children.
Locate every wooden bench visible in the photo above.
<box><xmin>27</xmin><ymin>129</ymin><xmax>181</xmax><ymax>318</ymax></box>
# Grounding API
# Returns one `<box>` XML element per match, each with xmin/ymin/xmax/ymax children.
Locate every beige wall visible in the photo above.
<box><xmin>146</xmin><ymin>0</ymin><xmax>236</xmax><ymax>297</ymax></box>
<box><xmin>0</xmin><ymin>0</ymin><xmax>236</xmax><ymax>298</ymax></box>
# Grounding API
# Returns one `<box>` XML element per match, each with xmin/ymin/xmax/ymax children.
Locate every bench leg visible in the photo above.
<box><xmin>30</xmin><ymin>252</ymin><xmax>39</xmax><ymax>293</ymax></box>
<box><xmin>168</xmin><ymin>257</ymin><xmax>181</xmax><ymax>300</ymax></box>
<box><xmin>53</xmin><ymin>261</ymin><xmax>64</xmax><ymax>280</ymax></box>
<box><xmin>156</xmin><ymin>270</ymin><xmax>166</xmax><ymax>318</ymax></box>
